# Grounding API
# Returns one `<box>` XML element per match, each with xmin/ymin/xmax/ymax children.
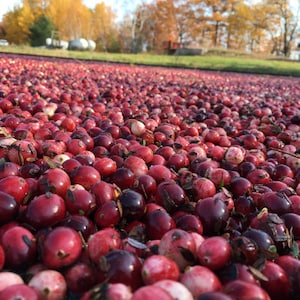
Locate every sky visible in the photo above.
<box><xmin>0</xmin><ymin>0</ymin><xmax>145</xmax><ymax>22</ymax></box>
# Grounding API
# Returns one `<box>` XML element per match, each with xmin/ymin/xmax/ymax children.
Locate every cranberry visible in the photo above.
<box><xmin>24</xmin><ymin>192</ymin><xmax>66</xmax><ymax>229</ymax></box>
<box><xmin>0</xmin><ymin>272</ymin><xmax>24</xmax><ymax>292</ymax></box>
<box><xmin>195</xmin><ymin>197</ymin><xmax>229</xmax><ymax>236</ymax></box>
<box><xmin>119</xmin><ymin>189</ymin><xmax>146</xmax><ymax>221</ymax></box>
<box><xmin>155</xmin><ymin>181</ymin><xmax>188</xmax><ymax>212</ymax></box>
<box><xmin>7</xmin><ymin>140</ymin><xmax>38</xmax><ymax>164</ymax></box>
<box><xmin>133</xmin><ymin>174</ymin><xmax>157</xmax><ymax>200</ymax></box>
<box><xmin>28</xmin><ymin>270</ymin><xmax>67</xmax><ymax>300</ymax></box>
<box><xmin>148</xmin><ymin>164</ymin><xmax>175</xmax><ymax>184</ymax></box>
<box><xmin>110</xmin><ymin>167</ymin><xmax>135</xmax><ymax>190</ymax></box>
<box><xmin>197</xmin><ymin>236</ymin><xmax>232</xmax><ymax>271</ymax></box>
<box><xmin>70</xmin><ymin>165</ymin><xmax>101</xmax><ymax>190</ymax></box>
<box><xmin>93</xmin><ymin>157</ymin><xmax>117</xmax><ymax>178</ymax></box>
<box><xmin>281</xmin><ymin>213</ymin><xmax>300</xmax><ymax>239</ymax></box>
<box><xmin>87</xmin><ymin>228</ymin><xmax>121</xmax><ymax>264</ymax></box>
<box><xmin>260</xmin><ymin>191</ymin><xmax>291</xmax><ymax>215</ymax></box>
<box><xmin>180</xmin><ymin>265</ymin><xmax>222</xmax><ymax>298</ymax></box>
<box><xmin>1</xmin><ymin>224</ymin><xmax>36</xmax><ymax>270</ymax></box>
<box><xmin>93</xmin><ymin>199</ymin><xmax>121</xmax><ymax>228</ymax></box>
<box><xmin>0</xmin><ymin>175</ymin><xmax>29</xmax><ymax>205</ymax></box>
<box><xmin>98</xmin><ymin>249</ymin><xmax>143</xmax><ymax>291</ymax></box>
<box><xmin>158</xmin><ymin>228</ymin><xmax>197</xmax><ymax>271</ymax></box>
<box><xmin>0</xmin><ymin>284</ymin><xmax>40</xmax><ymax>300</ymax></box>
<box><xmin>0</xmin><ymin>191</ymin><xmax>19</xmax><ymax>224</ymax></box>
<box><xmin>192</xmin><ymin>177</ymin><xmax>217</xmax><ymax>200</ymax></box>
<box><xmin>64</xmin><ymin>262</ymin><xmax>96</xmax><ymax>294</ymax></box>
<box><xmin>223</xmin><ymin>280</ymin><xmax>271</xmax><ymax>300</ymax></box>
<box><xmin>41</xmin><ymin>226</ymin><xmax>82</xmax><ymax>269</ymax></box>
<box><xmin>229</xmin><ymin>176</ymin><xmax>253</xmax><ymax>198</ymax></box>
<box><xmin>38</xmin><ymin>167</ymin><xmax>71</xmax><ymax>197</ymax></box>
<box><xmin>0</xmin><ymin>160</ymin><xmax>19</xmax><ymax>179</ymax></box>
<box><xmin>276</xmin><ymin>255</ymin><xmax>300</xmax><ymax>297</ymax></box>
<box><xmin>175</xmin><ymin>213</ymin><xmax>203</xmax><ymax>234</ymax></box>
<box><xmin>260</xmin><ymin>260</ymin><xmax>290</xmax><ymax>300</ymax></box>
<box><xmin>123</xmin><ymin>155</ymin><xmax>148</xmax><ymax>177</ymax></box>
<box><xmin>132</xmin><ymin>286</ymin><xmax>173</xmax><ymax>300</ymax></box>
<box><xmin>242</xmin><ymin>228</ymin><xmax>277</xmax><ymax>259</ymax></box>
<box><xmin>141</xmin><ymin>254</ymin><xmax>180</xmax><ymax>285</ymax></box>
<box><xmin>65</xmin><ymin>188</ymin><xmax>96</xmax><ymax>216</ymax></box>
<box><xmin>58</xmin><ymin>214</ymin><xmax>96</xmax><ymax>241</ymax></box>
<box><xmin>145</xmin><ymin>209</ymin><xmax>176</xmax><ymax>240</ymax></box>
<box><xmin>91</xmin><ymin>180</ymin><xmax>117</xmax><ymax>206</ymax></box>
<box><xmin>247</xmin><ymin>168</ymin><xmax>271</xmax><ymax>185</ymax></box>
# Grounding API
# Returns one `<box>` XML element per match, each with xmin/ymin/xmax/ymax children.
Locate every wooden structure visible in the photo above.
<box><xmin>163</xmin><ymin>40</ymin><xmax>182</xmax><ymax>55</ymax></box>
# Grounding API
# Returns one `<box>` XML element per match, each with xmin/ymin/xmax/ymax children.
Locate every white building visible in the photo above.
<box><xmin>290</xmin><ymin>40</ymin><xmax>300</xmax><ymax>60</ymax></box>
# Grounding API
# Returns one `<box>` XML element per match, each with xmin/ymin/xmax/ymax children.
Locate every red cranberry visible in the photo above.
<box><xmin>145</xmin><ymin>209</ymin><xmax>176</xmax><ymax>240</ymax></box>
<box><xmin>155</xmin><ymin>181</ymin><xmax>187</xmax><ymax>212</ymax></box>
<box><xmin>38</xmin><ymin>167</ymin><xmax>71</xmax><ymax>197</ymax></box>
<box><xmin>24</xmin><ymin>192</ymin><xmax>66</xmax><ymax>229</ymax></box>
<box><xmin>141</xmin><ymin>254</ymin><xmax>180</xmax><ymax>285</ymax></box>
<box><xmin>119</xmin><ymin>189</ymin><xmax>146</xmax><ymax>221</ymax></box>
<box><xmin>87</xmin><ymin>228</ymin><xmax>121</xmax><ymax>264</ymax></box>
<box><xmin>197</xmin><ymin>236</ymin><xmax>232</xmax><ymax>271</ymax></box>
<box><xmin>71</xmin><ymin>165</ymin><xmax>101</xmax><ymax>190</ymax></box>
<box><xmin>195</xmin><ymin>197</ymin><xmax>229</xmax><ymax>236</ymax></box>
<box><xmin>180</xmin><ymin>265</ymin><xmax>222</xmax><ymax>298</ymax></box>
<box><xmin>41</xmin><ymin>226</ymin><xmax>82</xmax><ymax>269</ymax></box>
<box><xmin>158</xmin><ymin>228</ymin><xmax>197</xmax><ymax>271</ymax></box>
<box><xmin>97</xmin><ymin>249</ymin><xmax>143</xmax><ymax>291</ymax></box>
<box><xmin>1</xmin><ymin>225</ymin><xmax>36</xmax><ymax>270</ymax></box>
<box><xmin>0</xmin><ymin>284</ymin><xmax>40</xmax><ymax>300</ymax></box>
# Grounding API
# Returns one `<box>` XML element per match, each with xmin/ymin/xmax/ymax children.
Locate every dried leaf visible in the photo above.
<box><xmin>178</xmin><ymin>246</ymin><xmax>195</xmax><ymax>263</ymax></box>
<box><xmin>127</xmin><ymin>237</ymin><xmax>148</xmax><ymax>250</ymax></box>
<box><xmin>22</xmin><ymin>235</ymin><xmax>33</xmax><ymax>248</ymax></box>
<box><xmin>248</xmin><ymin>265</ymin><xmax>269</xmax><ymax>282</ymax></box>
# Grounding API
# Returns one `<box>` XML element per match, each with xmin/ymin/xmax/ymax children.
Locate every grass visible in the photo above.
<box><xmin>1</xmin><ymin>45</ymin><xmax>300</xmax><ymax>77</ymax></box>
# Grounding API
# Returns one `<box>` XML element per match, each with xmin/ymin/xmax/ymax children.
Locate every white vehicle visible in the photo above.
<box><xmin>0</xmin><ymin>39</ymin><xmax>9</xmax><ymax>46</ymax></box>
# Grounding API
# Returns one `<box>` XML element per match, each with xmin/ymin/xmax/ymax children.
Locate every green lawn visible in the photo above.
<box><xmin>1</xmin><ymin>45</ymin><xmax>300</xmax><ymax>77</ymax></box>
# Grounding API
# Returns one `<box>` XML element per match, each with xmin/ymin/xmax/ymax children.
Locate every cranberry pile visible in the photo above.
<box><xmin>0</xmin><ymin>54</ymin><xmax>300</xmax><ymax>299</ymax></box>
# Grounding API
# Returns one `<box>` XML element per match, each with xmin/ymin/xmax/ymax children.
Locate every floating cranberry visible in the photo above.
<box><xmin>98</xmin><ymin>249</ymin><xmax>143</xmax><ymax>291</ymax></box>
<box><xmin>195</xmin><ymin>197</ymin><xmax>229</xmax><ymax>236</ymax></box>
<box><xmin>41</xmin><ymin>226</ymin><xmax>82</xmax><ymax>269</ymax></box>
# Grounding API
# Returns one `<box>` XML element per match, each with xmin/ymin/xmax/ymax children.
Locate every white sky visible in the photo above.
<box><xmin>0</xmin><ymin>0</ymin><xmax>145</xmax><ymax>22</ymax></box>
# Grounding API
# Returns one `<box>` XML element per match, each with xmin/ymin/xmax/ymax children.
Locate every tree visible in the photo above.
<box><xmin>227</xmin><ymin>2</ymin><xmax>252</xmax><ymax>50</ymax></box>
<box><xmin>0</xmin><ymin>23</ymin><xmax>7</xmax><ymax>39</ymax></box>
<box><xmin>271</xmin><ymin>0</ymin><xmax>300</xmax><ymax>56</ymax></box>
<box><xmin>144</xmin><ymin>0</ymin><xmax>196</xmax><ymax>53</ymax></box>
<box><xmin>2</xmin><ymin>2</ymin><xmax>35</xmax><ymax>44</ymax></box>
<box><xmin>29</xmin><ymin>15</ymin><xmax>54</xmax><ymax>46</ymax></box>
<box><xmin>246</xmin><ymin>3</ymin><xmax>279</xmax><ymax>52</ymax></box>
<box><xmin>129</xmin><ymin>2</ymin><xmax>153</xmax><ymax>53</ymax></box>
<box><xmin>46</xmin><ymin>0</ymin><xmax>92</xmax><ymax>40</ymax></box>
<box><xmin>91</xmin><ymin>2</ymin><xmax>118</xmax><ymax>51</ymax></box>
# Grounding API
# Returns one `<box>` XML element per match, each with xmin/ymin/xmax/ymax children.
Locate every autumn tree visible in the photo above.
<box><xmin>91</xmin><ymin>2</ymin><xmax>119</xmax><ymax>51</ymax></box>
<box><xmin>269</xmin><ymin>0</ymin><xmax>300</xmax><ymax>56</ymax></box>
<box><xmin>149</xmin><ymin>0</ymin><xmax>179</xmax><ymax>52</ymax></box>
<box><xmin>245</xmin><ymin>3</ymin><xmax>279</xmax><ymax>52</ymax></box>
<box><xmin>46</xmin><ymin>0</ymin><xmax>92</xmax><ymax>40</ymax></box>
<box><xmin>140</xmin><ymin>0</ymin><xmax>197</xmax><ymax>53</ymax></box>
<box><xmin>2</xmin><ymin>1</ymin><xmax>36</xmax><ymax>44</ymax></box>
<box><xmin>227</xmin><ymin>2</ymin><xmax>251</xmax><ymax>49</ymax></box>
<box><xmin>0</xmin><ymin>23</ymin><xmax>6</xmax><ymax>39</ymax></box>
